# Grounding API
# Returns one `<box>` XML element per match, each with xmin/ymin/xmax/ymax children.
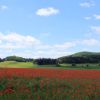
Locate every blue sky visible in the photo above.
<box><xmin>0</xmin><ymin>0</ymin><xmax>100</xmax><ymax>58</ymax></box>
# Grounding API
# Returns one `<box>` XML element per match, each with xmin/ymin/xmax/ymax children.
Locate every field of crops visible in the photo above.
<box><xmin>0</xmin><ymin>68</ymin><xmax>100</xmax><ymax>100</ymax></box>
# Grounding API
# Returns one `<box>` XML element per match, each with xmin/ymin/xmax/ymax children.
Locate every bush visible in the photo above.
<box><xmin>72</xmin><ymin>63</ymin><xmax>76</xmax><ymax>67</ymax></box>
<box><xmin>86</xmin><ymin>64</ymin><xmax>89</xmax><ymax>67</ymax></box>
<box><xmin>35</xmin><ymin>58</ymin><xmax>57</xmax><ymax>65</ymax></box>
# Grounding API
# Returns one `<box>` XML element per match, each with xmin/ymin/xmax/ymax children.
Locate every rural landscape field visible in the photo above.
<box><xmin>1</xmin><ymin>0</ymin><xmax>100</xmax><ymax>100</ymax></box>
<box><xmin>0</xmin><ymin>52</ymin><xmax>100</xmax><ymax>99</ymax></box>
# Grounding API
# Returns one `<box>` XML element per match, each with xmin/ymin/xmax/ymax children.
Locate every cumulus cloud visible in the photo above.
<box><xmin>36</xmin><ymin>7</ymin><xmax>59</xmax><ymax>16</ymax></box>
<box><xmin>35</xmin><ymin>42</ymin><xmax>76</xmax><ymax>51</ymax></box>
<box><xmin>80</xmin><ymin>1</ymin><xmax>95</xmax><ymax>8</ymax></box>
<box><xmin>0</xmin><ymin>32</ymin><xmax>100</xmax><ymax>58</ymax></box>
<box><xmin>93</xmin><ymin>14</ymin><xmax>100</xmax><ymax>20</ymax></box>
<box><xmin>33</xmin><ymin>50</ymin><xmax>72</xmax><ymax>58</ymax></box>
<box><xmin>0</xmin><ymin>32</ymin><xmax>40</xmax><ymax>50</ymax></box>
<box><xmin>0</xmin><ymin>32</ymin><xmax>77</xmax><ymax>58</ymax></box>
<box><xmin>34</xmin><ymin>38</ymin><xmax>100</xmax><ymax>58</ymax></box>
<box><xmin>53</xmin><ymin>42</ymin><xmax>76</xmax><ymax>50</ymax></box>
<box><xmin>33</xmin><ymin>41</ymin><xmax>76</xmax><ymax>58</ymax></box>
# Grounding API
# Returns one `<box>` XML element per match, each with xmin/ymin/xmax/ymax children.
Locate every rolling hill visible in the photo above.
<box><xmin>71</xmin><ymin>51</ymin><xmax>100</xmax><ymax>57</ymax></box>
<box><xmin>58</xmin><ymin>51</ymin><xmax>100</xmax><ymax>64</ymax></box>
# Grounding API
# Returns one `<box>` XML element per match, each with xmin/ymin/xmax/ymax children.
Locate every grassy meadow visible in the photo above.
<box><xmin>0</xmin><ymin>61</ymin><xmax>36</xmax><ymax>68</ymax></box>
<box><xmin>0</xmin><ymin>61</ymin><xmax>100</xmax><ymax>69</ymax></box>
<box><xmin>59</xmin><ymin>63</ymin><xmax>100</xmax><ymax>69</ymax></box>
<box><xmin>0</xmin><ymin>61</ymin><xmax>58</xmax><ymax>68</ymax></box>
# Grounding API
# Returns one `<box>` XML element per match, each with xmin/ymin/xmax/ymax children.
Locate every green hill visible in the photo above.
<box><xmin>71</xmin><ymin>51</ymin><xmax>100</xmax><ymax>57</ymax></box>
<box><xmin>58</xmin><ymin>51</ymin><xmax>100</xmax><ymax>64</ymax></box>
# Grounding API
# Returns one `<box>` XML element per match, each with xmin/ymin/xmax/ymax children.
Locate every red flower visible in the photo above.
<box><xmin>3</xmin><ymin>88</ymin><xmax>15</xmax><ymax>94</ymax></box>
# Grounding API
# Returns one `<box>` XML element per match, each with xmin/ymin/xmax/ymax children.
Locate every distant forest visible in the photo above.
<box><xmin>0</xmin><ymin>51</ymin><xmax>100</xmax><ymax>65</ymax></box>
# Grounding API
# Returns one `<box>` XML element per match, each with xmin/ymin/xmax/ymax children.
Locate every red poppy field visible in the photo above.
<box><xmin>0</xmin><ymin>68</ymin><xmax>100</xmax><ymax>100</ymax></box>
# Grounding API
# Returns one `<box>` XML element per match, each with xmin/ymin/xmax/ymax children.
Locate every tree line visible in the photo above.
<box><xmin>34</xmin><ymin>58</ymin><xmax>57</xmax><ymax>65</ymax></box>
<box><xmin>0</xmin><ymin>56</ymin><xmax>57</xmax><ymax>65</ymax></box>
<box><xmin>58</xmin><ymin>55</ymin><xmax>100</xmax><ymax>64</ymax></box>
<box><xmin>0</xmin><ymin>56</ymin><xmax>33</xmax><ymax>62</ymax></box>
<box><xmin>0</xmin><ymin>54</ymin><xmax>100</xmax><ymax>65</ymax></box>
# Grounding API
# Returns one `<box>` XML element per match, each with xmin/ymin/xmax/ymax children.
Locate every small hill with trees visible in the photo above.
<box><xmin>0</xmin><ymin>51</ymin><xmax>100</xmax><ymax>69</ymax></box>
<box><xmin>58</xmin><ymin>51</ymin><xmax>100</xmax><ymax>64</ymax></box>
<box><xmin>4</xmin><ymin>56</ymin><xmax>34</xmax><ymax>62</ymax></box>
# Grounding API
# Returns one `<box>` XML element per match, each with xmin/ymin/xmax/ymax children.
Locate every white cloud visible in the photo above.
<box><xmin>35</xmin><ymin>41</ymin><xmax>76</xmax><ymax>51</ymax></box>
<box><xmin>36</xmin><ymin>7</ymin><xmax>59</xmax><ymax>16</ymax></box>
<box><xmin>53</xmin><ymin>42</ymin><xmax>76</xmax><ymax>50</ymax></box>
<box><xmin>93</xmin><ymin>14</ymin><xmax>100</xmax><ymax>20</ymax></box>
<box><xmin>0</xmin><ymin>32</ymin><xmax>100</xmax><ymax>58</ymax></box>
<box><xmin>80</xmin><ymin>1</ymin><xmax>95</xmax><ymax>8</ymax></box>
<box><xmin>82</xmin><ymin>39</ymin><xmax>99</xmax><ymax>46</ymax></box>
<box><xmin>84</xmin><ymin>14</ymin><xmax>100</xmax><ymax>20</ymax></box>
<box><xmin>33</xmin><ymin>41</ymin><xmax>76</xmax><ymax>58</ymax></box>
<box><xmin>33</xmin><ymin>50</ymin><xmax>72</xmax><ymax>58</ymax></box>
<box><xmin>91</xmin><ymin>26</ymin><xmax>100</xmax><ymax>34</ymax></box>
<box><xmin>0</xmin><ymin>32</ymin><xmax>76</xmax><ymax>58</ymax></box>
<box><xmin>0</xmin><ymin>32</ymin><xmax>40</xmax><ymax>50</ymax></box>
<box><xmin>0</xmin><ymin>5</ymin><xmax>8</xmax><ymax>11</ymax></box>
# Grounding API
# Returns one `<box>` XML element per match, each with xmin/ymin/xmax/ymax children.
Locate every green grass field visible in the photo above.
<box><xmin>0</xmin><ymin>61</ymin><xmax>58</xmax><ymax>68</ymax></box>
<box><xmin>59</xmin><ymin>63</ymin><xmax>100</xmax><ymax>69</ymax></box>
<box><xmin>0</xmin><ymin>61</ymin><xmax>59</xmax><ymax>68</ymax></box>
<box><xmin>0</xmin><ymin>61</ymin><xmax>100</xmax><ymax>69</ymax></box>
<box><xmin>0</xmin><ymin>61</ymin><xmax>36</xmax><ymax>68</ymax></box>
